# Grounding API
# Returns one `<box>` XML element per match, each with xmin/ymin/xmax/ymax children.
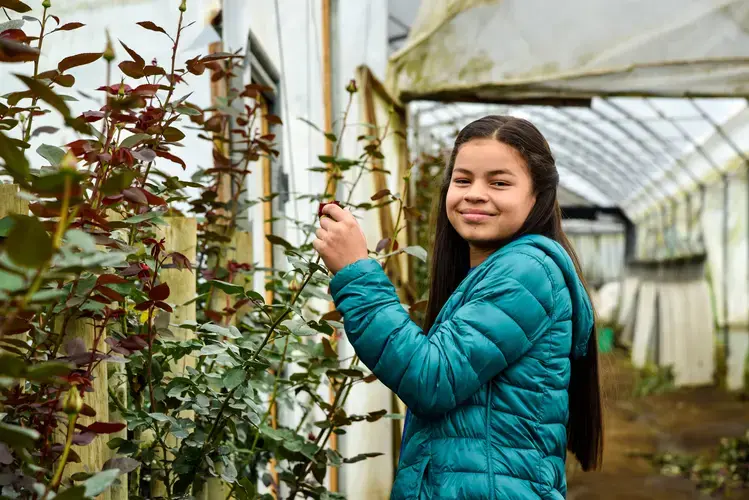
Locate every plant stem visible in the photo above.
<box><xmin>45</xmin><ymin>413</ymin><xmax>78</xmax><ymax>496</ymax></box>
<box><xmin>248</xmin><ymin>332</ymin><xmax>291</xmax><ymax>455</ymax></box>
<box><xmin>22</xmin><ymin>5</ymin><xmax>49</xmax><ymax>143</ymax></box>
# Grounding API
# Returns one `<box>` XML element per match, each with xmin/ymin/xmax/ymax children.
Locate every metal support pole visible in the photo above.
<box><xmin>722</xmin><ymin>174</ymin><xmax>730</xmax><ymax>359</ymax></box>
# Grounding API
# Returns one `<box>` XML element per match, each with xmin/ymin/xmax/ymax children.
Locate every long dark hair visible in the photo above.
<box><xmin>423</xmin><ymin>115</ymin><xmax>603</xmax><ymax>471</ymax></box>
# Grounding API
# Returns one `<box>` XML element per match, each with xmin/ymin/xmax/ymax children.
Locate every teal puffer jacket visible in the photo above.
<box><xmin>329</xmin><ymin>234</ymin><xmax>594</xmax><ymax>499</ymax></box>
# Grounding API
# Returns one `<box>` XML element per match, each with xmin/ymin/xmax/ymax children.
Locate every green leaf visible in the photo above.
<box><xmin>175</xmin><ymin>105</ymin><xmax>201</xmax><ymax>116</ymax></box>
<box><xmin>0</xmin><ymin>423</ymin><xmax>40</xmax><ymax>451</ymax></box>
<box><xmin>266</xmin><ymin>234</ymin><xmax>293</xmax><ymax>250</ymax></box>
<box><xmin>403</xmin><ymin>246</ymin><xmax>428</xmax><ymax>262</ymax></box>
<box><xmin>121</xmin><ymin>210</ymin><xmax>165</xmax><ymax>224</ymax></box>
<box><xmin>223</xmin><ymin>367</ymin><xmax>245</xmax><ymax>390</ymax></box>
<box><xmin>119</xmin><ymin>133</ymin><xmax>151</xmax><ymax>149</ymax></box>
<box><xmin>343</xmin><ymin>452</ymin><xmax>383</xmax><ymax>464</ymax></box>
<box><xmin>199</xmin><ymin>344</ymin><xmax>226</xmax><ymax>356</ymax></box>
<box><xmin>82</xmin><ymin>469</ymin><xmax>120</xmax><ymax>497</ymax></box>
<box><xmin>0</xmin><ymin>216</ymin><xmax>15</xmax><ymax>237</ymax></box>
<box><xmin>101</xmin><ymin>170</ymin><xmax>137</xmax><ymax>195</ymax></box>
<box><xmin>148</xmin><ymin>412</ymin><xmax>172</xmax><ymax>423</ymax></box>
<box><xmin>15</xmin><ymin>74</ymin><xmax>71</xmax><ymax>117</ymax></box>
<box><xmin>209</xmin><ymin>280</ymin><xmax>245</xmax><ymax>295</ymax></box>
<box><xmin>0</xmin><ymin>354</ymin><xmax>25</xmax><ymax>377</ymax></box>
<box><xmin>6</xmin><ymin>215</ymin><xmax>53</xmax><ymax>268</ymax></box>
<box><xmin>0</xmin><ymin>130</ymin><xmax>29</xmax><ymax>182</ymax></box>
<box><xmin>25</xmin><ymin>361</ymin><xmax>72</xmax><ymax>382</ymax></box>
<box><xmin>37</xmin><ymin>144</ymin><xmax>66</xmax><ymax>165</ymax></box>
<box><xmin>54</xmin><ymin>486</ymin><xmax>86</xmax><ymax>500</ymax></box>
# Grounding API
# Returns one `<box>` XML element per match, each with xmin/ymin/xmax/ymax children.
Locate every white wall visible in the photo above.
<box><xmin>0</xmin><ymin>0</ymin><xmax>217</xmax><ymax>180</ymax></box>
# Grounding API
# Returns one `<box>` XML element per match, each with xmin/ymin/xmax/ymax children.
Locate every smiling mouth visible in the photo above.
<box><xmin>460</xmin><ymin>211</ymin><xmax>496</xmax><ymax>222</ymax></box>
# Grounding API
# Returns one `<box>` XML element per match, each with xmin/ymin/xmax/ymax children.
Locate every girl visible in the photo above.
<box><xmin>313</xmin><ymin>115</ymin><xmax>602</xmax><ymax>499</ymax></box>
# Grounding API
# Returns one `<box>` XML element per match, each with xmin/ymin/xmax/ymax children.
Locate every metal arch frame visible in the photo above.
<box><xmin>521</xmin><ymin>107</ymin><xmax>667</xmax><ymax>204</ymax></box>
<box><xmin>413</xmin><ymin>108</ymin><xmax>625</xmax><ymax>202</ymax></box>
<box><xmin>417</xmin><ymin>104</ymin><xmax>666</xmax><ymax>204</ymax></box>
<box><xmin>583</xmin><ymin>103</ymin><xmax>684</xmax><ymax>208</ymax></box>
<box><xmin>599</xmin><ymin>98</ymin><xmax>704</xmax><ymax>205</ymax></box>
<box><xmin>412</xmin><ymin>97</ymin><xmax>749</xmax><ymax>216</ymax></box>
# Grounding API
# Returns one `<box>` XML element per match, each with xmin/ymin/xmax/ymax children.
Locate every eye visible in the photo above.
<box><xmin>491</xmin><ymin>180</ymin><xmax>510</xmax><ymax>187</ymax></box>
<box><xmin>453</xmin><ymin>178</ymin><xmax>470</xmax><ymax>185</ymax></box>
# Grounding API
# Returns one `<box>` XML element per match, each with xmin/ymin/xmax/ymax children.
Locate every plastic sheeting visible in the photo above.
<box><xmin>628</xmin><ymin>277</ymin><xmax>715</xmax><ymax>386</ymax></box>
<box><xmin>568</xmin><ymin>232</ymin><xmax>625</xmax><ymax>286</ymax></box>
<box><xmin>387</xmin><ymin>0</ymin><xmax>749</xmax><ymax>102</ymax></box>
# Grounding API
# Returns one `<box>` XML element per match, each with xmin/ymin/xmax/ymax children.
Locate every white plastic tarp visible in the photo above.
<box><xmin>387</xmin><ymin>0</ymin><xmax>749</xmax><ymax>102</ymax></box>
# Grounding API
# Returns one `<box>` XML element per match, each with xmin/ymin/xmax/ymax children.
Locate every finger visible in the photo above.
<box><xmin>315</xmin><ymin>228</ymin><xmax>327</xmax><ymax>240</ymax></box>
<box><xmin>319</xmin><ymin>216</ymin><xmax>334</xmax><ymax>230</ymax></box>
<box><xmin>312</xmin><ymin>238</ymin><xmax>323</xmax><ymax>253</ymax></box>
<box><xmin>322</xmin><ymin>202</ymin><xmax>346</xmax><ymax>221</ymax></box>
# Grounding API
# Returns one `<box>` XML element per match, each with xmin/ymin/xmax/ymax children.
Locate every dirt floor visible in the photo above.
<box><xmin>567</xmin><ymin>350</ymin><xmax>749</xmax><ymax>499</ymax></box>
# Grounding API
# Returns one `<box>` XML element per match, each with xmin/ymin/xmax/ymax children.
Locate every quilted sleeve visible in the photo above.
<box><xmin>329</xmin><ymin>254</ymin><xmax>555</xmax><ymax>418</ymax></box>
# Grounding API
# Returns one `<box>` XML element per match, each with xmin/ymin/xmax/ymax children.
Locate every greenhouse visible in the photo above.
<box><xmin>1</xmin><ymin>0</ymin><xmax>749</xmax><ymax>498</ymax></box>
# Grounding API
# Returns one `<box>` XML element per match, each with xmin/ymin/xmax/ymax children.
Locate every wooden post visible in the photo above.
<box><xmin>151</xmin><ymin>217</ymin><xmax>197</xmax><ymax>498</ymax></box>
<box><xmin>61</xmin><ymin>318</ymin><xmax>110</xmax><ymax>500</ymax></box>
<box><xmin>0</xmin><ymin>183</ymin><xmax>29</xmax><ymax>218</ymax></box>
<box><xmin>0</xmin><ymin>184</ymin><xmax>29</xmax><ymax>353</ymax></box>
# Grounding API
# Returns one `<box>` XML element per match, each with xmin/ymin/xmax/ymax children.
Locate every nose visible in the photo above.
<box><xmin>464</xmin><ymin>182</ymin><xmax>489</xmax><ymax>203</ymax></box>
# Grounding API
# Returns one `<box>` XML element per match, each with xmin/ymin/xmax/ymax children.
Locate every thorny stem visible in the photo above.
<box><xmin>22</xmin><ymin>4</ymin><xmax>49</xmax><ymax>143</ymax></box>
<box><xmin>248</xmin><ymin>332</ymin><xmax>291</xmax><ymax>455</ymax></box>
<box><xmin>141</xmin><ymin>8</ymin><xmax>184</xmax><ymax>188</ymax></box>
<box><xmin>196</xmin><ymin>259</ymin><xmax>322</xmax><ymax>494</ymax></box>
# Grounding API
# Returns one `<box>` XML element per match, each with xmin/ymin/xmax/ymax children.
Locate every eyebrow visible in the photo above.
<box><xmin>453</xmin><ymin>167</ymin><xmax>515</xmax><ymax>177</ymax></box>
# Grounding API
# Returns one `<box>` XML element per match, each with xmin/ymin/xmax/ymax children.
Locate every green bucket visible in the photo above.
<box><xmin>598</xmin><ymin>327</ymin><xmax>614</xmax><ymax>354</ymax></box>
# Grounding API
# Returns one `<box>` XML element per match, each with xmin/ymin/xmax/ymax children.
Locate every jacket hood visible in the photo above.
<box><xmin>510</xmin><ymin>234</ymin><xmax>595</xmax><ymax>359</ymax></box>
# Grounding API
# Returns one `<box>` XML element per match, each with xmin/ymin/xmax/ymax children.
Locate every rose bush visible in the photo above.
<box><xmin>0</xmin><ymin>1</ymin><xmax>426</xmax><ymax>499</ymax></box>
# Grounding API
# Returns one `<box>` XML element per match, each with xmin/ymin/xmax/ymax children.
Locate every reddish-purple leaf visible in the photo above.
<box><xmin>139</xmin><ymin>188</ymin><xmax>166</xmax><ymax>206</ymax></box>
<box><xmin>51</xmin><ymin>22</ymin><xmax>85</xmax><ymax>33</ymax></box>
<box><xmin>375</xmin><ymin>238</ymin><xmax>391</xmax><ymax>253</ymax></box>
<box><xmin>119</xmin><ymin>60</ymin><xmax>144</xmax><ymax>79</ymax></box>
<box><xmin>57</xmin><ymin>52</ymin><xmax>103</xmax><ymax>73</ymax></box>
<box><xmin>72</xmin><ymin>431</ymin><xmax>96</xmax><ymax>446</ymax></box>
<box><xmin>149</xmin><ymin>282</ymin><xmax>169</xmax><ymax>301</ymax></box>
<box><xmin>143</xmin><ymin>65</ymin><xmax>166</xmax><ymax>76</ymax></box>
<box><xmin>0</xmin><ymin>1</ymin><xmax>31</xmax><ymax>13</ymax></box>
<box><xmin>53</xmin><ymin>73</ymin><xmax>75</xmax><ymax>87</ymax></box>
<box><xmin>122</xmin><ymin>187</ymin><xmax>147</xmax><ymax>204</ymax></box>
<box><xmin>97</xmin><ymin>274</ymin><xmax>128</xmax><ymax>285</ymax></box>
<box><xmin>86</xmin><ymin>421</ymin><xmax>126</xmax><ymax>434</ymax></box>
<box><xmin>134</xmin><ymin>300</ymin><xmax>153</xmax><ymax>311</ymax></box>
<box><xmin>119</xmin><ymin>40</ymin><xmax>144</xmax><ymax>66</ymax></box>
<box><xmin>31</xmin><ymin>125</ymin><xmax>58</xmax><ymax>138</ymax></box>
<box><xmin>96</xmin><ymin>286</ymin><xmax>125</xmax><ymax>303</ymax></box>
<box><xmin>154</xmin><ymin>301</ymin><xmax>172</xmax><ymax>313</ymax></box>
<box><xmin>371</xmin><ymin>189</ymin><xmax>391</xmax><ymax>201</ymax></box>
<box><xmin>81</xmin><ymin>110</ymin><xmax>105</xmax><ymax>123</ymax></box>
<box><xmin>155</xmin><ymin>150</ymin><xmax>186</xmax><ymax>169</ymax></box>
<box><xmin>136</xmin><ymin>21</ymin><xmax>169</xmax><ymax>36</ymax></box>
<box><xmin>169</xmin><ymin>252</ymin><xmax>191</xmax><ymax>271</ymax></box>
<box><xmin>119</xmin><ymin>335</ymin><xmax>148</xmax><ymax>352</ymax></box>
<box><xmin>133</xmin><ymin>84</ymin><xmax>160</xmax><ymax>97</ymax></box>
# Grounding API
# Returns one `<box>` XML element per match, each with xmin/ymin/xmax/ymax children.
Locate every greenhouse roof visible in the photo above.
<box><xmin>387</xmin><ymin>0</ymin><xmax>749</xmax><ymax>216</ymax></box>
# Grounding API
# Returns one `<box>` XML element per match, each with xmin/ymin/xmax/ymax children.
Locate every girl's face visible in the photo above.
<box><xmin>446</xmin><ymin>138</ymin><xmax>536</xmax><ymax>263</ymax></box>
